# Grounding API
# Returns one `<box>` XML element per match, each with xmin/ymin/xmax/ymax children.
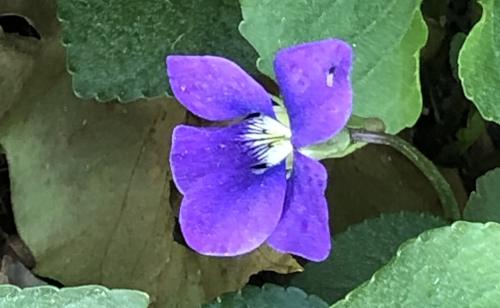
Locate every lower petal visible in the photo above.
<box><xmin>180</xmin><ymin>162</ymin><xmax>286</xmax><ymax>256</ymax></box>
<box><xmin>267</xmin><ymin>152</ymin><xmax>331</xmax><ymax>261</ymax></box>
<box><xmin>170</xmin><ymin>124</ymin><xmax>287</xmax><ymax>256</ymax></box>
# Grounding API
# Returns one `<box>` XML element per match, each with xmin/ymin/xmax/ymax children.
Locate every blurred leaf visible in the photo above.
<box><xmin>0</xmin><ymin>3</ymin><xmax>300</xmax><ymax>307</ymax></box>
<box><xmin>57</xmin><ymin>0</ymin><xmax>258</xmax><ymax>102</ymax></box>
<box><xmin>204</xmin><ymin>284</ymin><xmax>328</xmax><ymax>308</ymax></box>
<box><xmin>438</xmin><ymin>109</ymin><xmax>486</xmax><ymax>159</ymax></box>
<box><xmin>239</xmin><ymin>0</ymin><xmax>427</xmax><ymax>134</ymax></box>
<box><xmin>0</xmin><ymin>284</ymin><xmax>149</xmax><ymax>308</ymax></box>
<box><xmin>449</xmin><ymin>32</ymin><xmax>466</xmax><ymax>79</ymax></box>
<box><xmin>455</xmin><ymin>109</ymin><xmax>486</xmax><ymax>153</ymax></box>
<box><xmin>290</xmin><ymin>212</ymin><xmax>447</xmax><ymax>304</ymax></box>
<box><xmin>332</xmin><ymin>222</ymin><xmax>500</xmax><ymax>307</ymax></box>
<box><xmin>459</xmin><ymin>0</ymin><xmax>500</xmax><ymax>123</ymax></box>
<box><xmin>464</xmin><ymin>168</ymin><xmax>500</xmax><ymax>223</ymax></box>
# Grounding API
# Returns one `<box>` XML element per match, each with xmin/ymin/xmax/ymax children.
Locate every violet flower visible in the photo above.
<box><xmin>167</xmin><ymin>39</ymin><xmax>353</xmax><ymax>261</ymax></box>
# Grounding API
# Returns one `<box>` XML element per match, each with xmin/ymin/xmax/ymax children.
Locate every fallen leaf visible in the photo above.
<box><xmin>0</xmin><ymin>2</ymin><xmax>300</xmax><ymax>307</ymax></box>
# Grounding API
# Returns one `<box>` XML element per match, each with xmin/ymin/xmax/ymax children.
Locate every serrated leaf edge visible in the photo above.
<box><xmin>464</xmin><ymin>167</ymin><xmax>500</xmax><ymax>220</ymax></box>
<box><xmin>56</xmin><ymin>5</ymin><xmax>166</xmax><ymax>103</ymax></box>
<box><xmin>213</xmin><ymin>283</ymin><xmax>328</xmax><ymax>306</ymax></box>
<box><xmin>0</xmin><ymin>284</ymin><xmax>149</xmax><ymax>300</ymax></box>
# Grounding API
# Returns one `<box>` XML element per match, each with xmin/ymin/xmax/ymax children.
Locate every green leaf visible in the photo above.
<box><xmin>239</xmin><ymin>0</ymin><xmax>427</xmax><ymax>134</ymax></box>
<box><xmin>290</xmin><ymin>212</ymin><xmax>447</xmax><ymax>304</ymax></box>
<box><xmin>0</xmin><ymin>285</ymin><xmax>149</xmax><ymax>308</ymax></box>
<box><xmin>332</xmin><ymin>222</ymin><xmax>500</xmax><ymax>307</ymax></box>
<box><xmin>449</xmin><ymin>32</ymin><xmax>467</xmax><ymax>80</ymax></box>
<box><xmin>57</xmin><ymin>0</ymin><xmax>258</xmax><ymax>102</ymax></box>
<box><xmin>464</xmin><ymin>168</ymin><xmax>500</xmax><ymax>223</ymax></box>
<box><xmin>204</xmin><ymin>284</ymin><xmax>328</xmax><ymax>308</ymax></box>
<box><xmin>454</xmin><ymin>109</ymin><xmax>486</xmax><ymax>154</ymax></box>
<box><xmin>458</xmin><ymin>0</ymin><xmax>500</xmax><ymax>123</ymax></box>
<box><xmin>0</xmin><ymin>5</ymin><xmax>301</xmax><ymax>307</ymax></box>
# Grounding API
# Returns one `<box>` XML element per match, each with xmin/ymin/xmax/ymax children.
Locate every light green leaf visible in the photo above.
<box><xmin>464</xmin><ymin>168</ymin><xmax>500</xmax><ymax>223</ymax></box>
<box><xmin>204</xmin><ymin>284</ymin><xmax>328</xmax><ymax>308</ymax></box>
<box><xmin>458</xmin><ymin>0</ymin><xmax>500</xmax><ymax>123</ymax></box>
<box><xmin>239</xmin><ymin>0</ymin><xmax>427</xmax><ymax>134</ymax></box>
<box><xmin>0</xmin><ymin>5</ymin><xmax>300</xmax><ymax>307</ymax></box>
<box><xmin>332</xmin><ymin>222</ymin><xmax>500</xmax><ymax>307</ymax></box>
<box><xmin>57</xmin><ymin>0</ymin><xmax>258</xmax><ymax>102</ymax></box>
<box><xmin>290</xmin><ymin>212</ymin><xmax>447</xmax><ymax>303</ymax></box>
<box><xmin>0</xmin><ymin>285</ymin><xmax>149</xmax><ymax>308</ymax></box>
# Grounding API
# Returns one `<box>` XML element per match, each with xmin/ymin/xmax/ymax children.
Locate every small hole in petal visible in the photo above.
<box><xmin>326</xmin><ymin>66</ymin><xmax>336</xmax><ymax>88</ymax></box>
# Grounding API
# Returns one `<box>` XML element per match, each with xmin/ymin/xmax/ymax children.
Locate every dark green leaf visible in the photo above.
<box><xmin>332</xmin><ymin>222</ymin><xmax>500</xmax><ymax>307</ymax></box>
<box><xmin>290</xmin><ymin>212</ymin><xmax>447</xmax><ymax>303</ymax></box>
<box><xmin>204</xmin><ymin>284</ymin><xmax>328</xmax><ymax>308</ymax></box>
<box><xmin>58</xmin><ymin>0</ymin><xmax>258</xmax><ymax>102</ymax></box>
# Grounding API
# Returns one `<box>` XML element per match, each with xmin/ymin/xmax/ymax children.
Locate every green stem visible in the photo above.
<box><xmin>349</xmin><ymin>129</ymin><xmax>461</xmax><ymax>221</ymax></box>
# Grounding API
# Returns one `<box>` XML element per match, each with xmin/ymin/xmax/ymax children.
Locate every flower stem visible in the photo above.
<box><xmin>349</xmin><ymin>129</ymin><xmax>461</xmax><ymax>221</ymax></box>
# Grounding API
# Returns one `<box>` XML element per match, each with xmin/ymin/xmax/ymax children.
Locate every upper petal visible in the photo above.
<box><xmin>171</xmin><ymin>124</ymin><xmax>287</xmax><ymax>256</ymax></box>
<box><xmin>274</xmin><ymin>39</ymin><xmax>353</xmax><ymax>147</ymax></box>
<box><xmin>167</xmin><ymin>56</ymin><xmax>274</xmax><ymax>121</ymax></box>
<box><xmin>267</xmin><ymin>151</ymin><xmax>331</xmax><ymax>261</ymax></box>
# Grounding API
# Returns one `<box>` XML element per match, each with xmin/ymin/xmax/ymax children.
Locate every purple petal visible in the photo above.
<box><xmin>267</xmin><ymin>152</ymin><xmax>331</xmax><ymax>261</ymax></box>
<box><xmin>167</xmin><ymin>56</ymin><xmax>274</xmax><ymax>121</ymax></box>
<box><xmin>274</xmin><ymin>39</ymin><xmax>353</xmax><ymax>147</ymax></box>
<box><xmin>171</xmin><ymin>124</ymin><xmax>287</xmax><ymax>256</ymax></box>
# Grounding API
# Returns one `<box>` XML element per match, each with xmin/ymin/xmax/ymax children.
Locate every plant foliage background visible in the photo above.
<box><xmin>0</xmin><ymin>0</ymin><xmax>499</xmax><ymax>307</ymax></box>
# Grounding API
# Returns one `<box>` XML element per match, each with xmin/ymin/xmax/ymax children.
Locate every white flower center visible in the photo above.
<box><xmin>241</xmin><ymin>114</ymin><xmax>293</xmax><ymax>174</ymax></box>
